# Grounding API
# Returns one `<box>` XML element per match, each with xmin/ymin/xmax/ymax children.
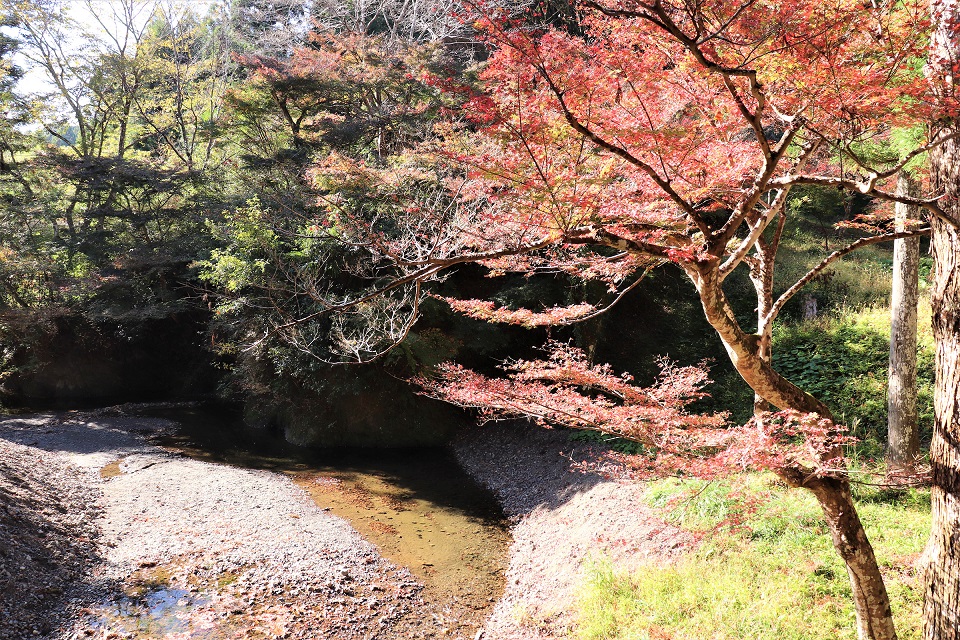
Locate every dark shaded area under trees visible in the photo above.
<box><xmin>0</xmin><ymin>0</ymin><xmax>933</xmax><ymax>447</ymax></box>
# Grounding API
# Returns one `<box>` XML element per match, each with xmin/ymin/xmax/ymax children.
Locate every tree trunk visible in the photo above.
<box><xmin>923</xmin><ymin>2</ymin><xmax>960</xmax><ymax>637</ymax></box>
<box><xmin>689</xmin><ymin>262</ymin><xmax>898</xmax><ymax>640</ymax></box>
<box><xmin>887</xmin><ymin>172</ymin><xmax>921</xmax><ymax>476</ymax></box>
<box><xmin>924</xmin><ymin>137</ymin><xmax>960</xmax><ymax>639</ymax></box>
<box><xmin>747</xmin><ymin>238</ymin><xmax>777</xmax><ymax>415</ymax></box>
<box><xmin>806</xmin><ymin>475</ymin><xmax>897</xmax><ymax>640</ymax></box>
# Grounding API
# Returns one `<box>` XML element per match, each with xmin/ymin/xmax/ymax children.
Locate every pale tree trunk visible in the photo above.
<box><xmin>747</xmin><ymin>231</ymin><xmax>779</xmax><ymax>415</ymax></box>
<box><xmin>689</xmin><ymin>262</ymin><xmax>898</xmax><ymax>640</ymax></box>
<box><xmin>923</xmin><ymin>1</ymin><xmax>960</xmax><ymax>637</ymax></box>
<box><xmin>887</xmin><ymin>172</ymin><xmax>921</xmax><ymax>476</ymax></box>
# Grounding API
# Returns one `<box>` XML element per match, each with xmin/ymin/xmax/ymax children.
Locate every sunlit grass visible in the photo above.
<box><xmin>575</xmin><ymin>474</ymin><xmax>928</xmax><ymax>640</ymax></box>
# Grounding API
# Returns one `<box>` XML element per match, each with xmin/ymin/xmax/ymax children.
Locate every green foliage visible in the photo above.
<box><xmin>845</xmin><ymin>125</ymin><xmax>927</xmax><ymax>172</ymax></box>
<box><xmin>576</xmin><ymin>475</ymin><xmax>928</xmax><ymax>640</ymax></box>
<box><xmin>778</xmin><ymin>246</ymin><xmax>893</xmax><ymax>317</ymax></box>
<box><xmin>197</xmin><ymin>198</ymin><xmax>278</xmax><ymax>294</ymax></box>
<box><xmin>385</xmin><ymin>327</ymin><xmax>463</xmax><ymax>375</ymax></box>
<box><xmin>227</xmin><ymin>31</ymin><xmax>460</xmax><ymax>164</ymax></box>
<box><xmin>772</xmin><ymin>305</ymin><xmax>935</xmax><ymax>455</ymax></box>
<box><xmin>771</xmin><ymin>185</ymin><xmax>900</xmax><ymax>319</ymax></box>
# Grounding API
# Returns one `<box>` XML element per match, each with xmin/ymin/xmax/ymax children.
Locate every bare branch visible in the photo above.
<box><xmin>766</xmin><ymin>227</ymin><xmax>931</xmax><ymax>326</ymax></box>
<box><xmin>531</xmin><ymin>64</ymin><xmax>712</xmax><ymax>238</ymax></box>
<box><xmin>771</xmin><ymin>174</ymin><xmax>956</xmax><ymax>228</ymax></box>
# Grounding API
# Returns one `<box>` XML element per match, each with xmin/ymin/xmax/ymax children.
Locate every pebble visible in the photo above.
<box><xmin>4</xmin><ymin>407</ymin><xmax>693</xmax><ymax>640</ymax></box>
<box><xmin>0</xmin><ymin>408</ymin><xmax>495</xmax><ymax>639</ymax></box>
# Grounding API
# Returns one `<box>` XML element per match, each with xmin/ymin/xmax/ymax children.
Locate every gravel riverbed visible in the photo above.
<box><xmin>0</xmin><ymin>408</ymin><xmax>689</xmax><ymax>639</ymax></box>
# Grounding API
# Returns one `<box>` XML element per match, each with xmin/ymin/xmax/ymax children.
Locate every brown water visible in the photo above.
<box><xmin>99</xmin><ymin>458</ymin><xmax>125</xmax><ymax>479</ymax></box>
<box><xmin>139</xmin><ymin>404</ymin><xmax>510</xmax><ymax>612</ymax></box>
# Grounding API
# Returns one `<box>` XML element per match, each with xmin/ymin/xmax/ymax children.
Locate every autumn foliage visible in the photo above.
<box><xmin>229</xmin><ymin>30</ymin><xmax>455</xmax><ymax>155</ymax></box>
<box><xmin>189</xmin><ymin>3</ymin><xmax>959</xmax><ymax>636</ymax></box>
<box><xmin>404</xmin><ymin>3</ymin><xmax>956</xmax><ymax>637</ymax></box>
<box><xmin>427</xmin><ymin>339</ymin><xmax>858</xmax><ymax>478</ymax></box>
<box><xmin>430</xmin><ymin>341</ymin><xmax>724</xmax><ymax>433</ymax></box>
<box><xmin>452</xmin><ymin>0</ymin><xmax>939</xmax><ymax>261</ymax></box>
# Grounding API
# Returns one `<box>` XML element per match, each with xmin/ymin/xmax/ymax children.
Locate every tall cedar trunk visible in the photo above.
<box><xmin>923</xmin><ymin>2</ymin><xmax>960</xmax><ymax>637</ymax></box>
<box><xmin>925</xmin><ymin>142</ymin><xmax>960</xmax><ymax>638</ymax></box>
<box><xmin>690</xmin><ymin>263</ymin><xmax>898</xmax><ymax>640</ymax></box>
<box><xmin>887</xmin><ymin>172</ymin><xmax>921</xmax><ymax>475</ymax></box>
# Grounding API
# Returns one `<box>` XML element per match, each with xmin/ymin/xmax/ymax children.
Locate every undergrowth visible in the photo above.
<box><xmin>772</xmin><ymin>303</ymin><xmax>935</xmax><ymax>459</ymax></box>
<box><xmin>568</xmin><ymin>429</ymin><xmax>650</xmax><ymax>455</ymax></box>
<box><xmin>574</xmin><ymin>299</ymin><xmax>935</xmax><ymax>462</ymax></box>
<box><xmin>576</xmin><ymin>474</ymin><xmax>929</xmax><ymax>640</ymax></box>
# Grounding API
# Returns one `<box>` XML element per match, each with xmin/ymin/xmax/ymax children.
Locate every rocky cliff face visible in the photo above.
<box><xmin>1</xmin><ymin>311</ymin><xmax>219</xmax><ymax>408</ymax></box>
<box><xmin>243</xmin><ymin>374</ymin><xmax>459</xmax><ymax>448</ymax></box>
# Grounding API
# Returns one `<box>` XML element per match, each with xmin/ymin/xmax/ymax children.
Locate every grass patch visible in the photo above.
<box><xmin>575</xmin><ymin>474</ymin><xmax>928</xmax><ymax>640</ymax></box>
<box><xmin>568</xmin><ymin>429</ymin><xmax>651</xmax><ymax>456</ymax></box>
<box><xmin>216</xmin><ymin>571</ymin><xmax>240</xmax><ymax>590</ymax></box>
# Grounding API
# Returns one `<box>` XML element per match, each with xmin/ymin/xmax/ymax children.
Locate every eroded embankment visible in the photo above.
<box><xmin>0</xmin><ymin>435</ymin><xmax>101</xmax><ymax>639</ymax></box>
<box><xmin>453</xmin><ymin>424</ymin><xmax>695</xmax><ymax>639</ymax></box>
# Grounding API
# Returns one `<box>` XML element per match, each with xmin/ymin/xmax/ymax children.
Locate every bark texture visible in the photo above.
<box><xmin>887</xmin><ymin>172</ymin><xmax>921</xmax><ymax>474</ymax></box>
<box><xmin>924</xmin><ymin>2</ymin><xmax>960</xmax><ymax>637</ymax></box>
<box><xmin>690</xmin><ymin>262</ymin><xmax>832</xmax><ymax>416</ymax></box>
<box><xmin>925</xmin><ymin>138</ymin><xmax>960</xmax><ymax>639</ymax></box>
<box><xmin>807</xmin><ymin>476</ymin><xmax>897</xmax><ymax>640</ymax></box>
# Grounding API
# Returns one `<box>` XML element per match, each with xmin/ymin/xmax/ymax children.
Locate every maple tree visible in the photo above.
<box><xmin>228</xmin><ymin>30</ymin><xmax>451</xmax><ymax>158</ymax></box>
<box><xmin>188</xmin><ymin>1</ymin><xmax>960</xmax><ymax>636</ymax></box>
<box><xmin>224</xmin><ymin>2</ymin><xmax>960</xmax><ymax>638</ymax></box>
<box><xmin>426</xmin><ymin>3</ymin><xmax>947</xmax><ymax>638</ymax></box>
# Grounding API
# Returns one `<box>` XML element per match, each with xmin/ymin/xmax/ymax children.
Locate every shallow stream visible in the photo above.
<box><xmin>139</xmin><ymin>404</ymin><xmax>510</xmax><ymax>613</ymax></box>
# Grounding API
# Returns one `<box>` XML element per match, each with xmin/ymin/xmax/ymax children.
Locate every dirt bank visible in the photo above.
<box><xmin>453</xmin><ymin>424</ymin><xmax>693</xmax><ymax>639</ymax></box>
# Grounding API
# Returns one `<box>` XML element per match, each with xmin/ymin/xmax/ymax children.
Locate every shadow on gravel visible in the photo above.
<box><xmin>6</xmin><ymin>406</ymin><xmax>515</xmax><ymax>625</ymax></box>
<box><xmin>453</xmin><ymin>421</ymin><xmax>610</xmax><ymax>517</ymax></box>
<box><xmin>137</xmin><ymin>404</ymin><xmax>509</xmax><ymax>525</ymax></box>
<box><xmin>0</xmin><ymin>414</ymin><xmax>160</xmax><ymax>458</ymax></box>
<box><xmin>0</xmin><ymin>435</ymin><xmax>119</xmax><ymax>640</ymax></box>
<box><xmin>142</xmin><ymin>404</ymin><xmax>515</xmax><ymax>609</ymax></box>
<box><xmin>142</xmin><ymin>405</ymin><xmax>611</xmax><ymax>522</ymax></box>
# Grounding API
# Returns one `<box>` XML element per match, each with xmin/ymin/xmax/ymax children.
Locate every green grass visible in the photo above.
<box><xmin>575</xmin><ymin>474</ymin><xmax>929</xmax><ymax>640</ymax></box>
<box><xmin>772</xmin><ymin>303</ymin><xmax>935</xmax><ymax>458</ymax></box>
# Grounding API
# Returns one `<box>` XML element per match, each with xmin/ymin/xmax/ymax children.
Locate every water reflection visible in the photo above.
<box><xmin>92</xmin><ymin>587</ymin><xmax>222</xmax><ymax>638</ymax></box>
<box><xmin>141</xmin><ymin>404</ymin><xmax>509</xmax><ymax>611</ymax></box>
